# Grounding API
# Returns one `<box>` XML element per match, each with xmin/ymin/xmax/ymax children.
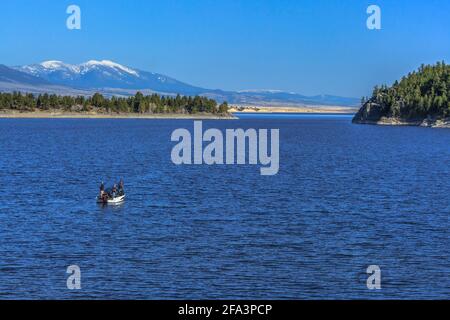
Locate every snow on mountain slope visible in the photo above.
<box><xmin>80</xmin><ymin>60</ymin><xmax>139</xmax><ymax>76</ymax></box>
<box><xmin>5</xmin><ymin>60</ymin><xmax>359</xmax><ymax>106</ymax></box>
<box><xmin>19</xmin><ymin>60</ymin><xmax>138</xmax><ymax>76</ymax></box>
<box><xmin>0</xmin><ymin>64</ymin><xmax>50</xmax><ymax>85</ymax></box>
<box><xmin>16</xmin><ymin>60</ymin><xmax>202</xmax><ymax>94</ymax></box>
<box><xmin>20</xmin><ymin>61</ymin><xmax>79</xmax><ymax>76</ymax></box>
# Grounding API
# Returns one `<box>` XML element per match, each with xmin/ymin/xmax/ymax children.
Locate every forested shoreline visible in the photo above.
<box><xmin>354</xmin><ymin>62</ymin><xmax>450</xmax><ymax>124</ymax></box>
<box><xmin>0</xmin><ymin>91</ymin><xmax>230</xmax><ymax>115</ymax></box>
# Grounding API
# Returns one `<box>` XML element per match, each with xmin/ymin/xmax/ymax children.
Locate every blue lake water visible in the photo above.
<box><xmin>0</xmin><ymin>115</ymin><xmax>449</xmax><ymax>299</ymax></box>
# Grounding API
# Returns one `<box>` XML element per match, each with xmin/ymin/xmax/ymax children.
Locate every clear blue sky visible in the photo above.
<box><xmin>0</xmin><ymin>0</ymin><xmax>449</xmax><ymax>97</ymax></box>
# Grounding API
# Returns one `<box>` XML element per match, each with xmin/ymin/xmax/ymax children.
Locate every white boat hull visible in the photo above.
<box><xmin>97</xmin><ymin>194</ymin><xmax>125</xmax><ymax>205</ymax></box>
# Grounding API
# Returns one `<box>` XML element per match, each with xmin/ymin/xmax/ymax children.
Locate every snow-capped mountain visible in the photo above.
<box><xmin>16</xmin><ymin>60</ymin><xmax>203</xmax><ymax>95</ymax></box>
<box><xmin>0</xmin><ymin>60</ymin><xmax>359</xmax><ymax>106</ymax></box>
<box><xmin>19</xmin><ymin>60</ymin><xmax>138</xmax><ymax>78</ymax></box>
<box><xmin>0</xmin><ymin>64</ymin><xmax>50</xmax><ymax>85</ymax></box>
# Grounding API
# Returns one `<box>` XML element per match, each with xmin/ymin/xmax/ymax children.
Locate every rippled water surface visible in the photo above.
<box><xmin>0</xmin><ymin>116</ymin><xmax>449</xmax><ymax>299</ymax></box>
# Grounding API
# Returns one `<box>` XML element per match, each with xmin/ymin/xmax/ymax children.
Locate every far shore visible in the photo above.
<box><xmin>0</xmin><ymin>110</ymin><xmax>237</xmax><ymax>120</ymax></box>
<box><xmin>229</xmin><ymin>105</ymin><xmax>358</xmax><ymax>114</ymax></box>
<box><xmin>353</xmin><ymin>117</ymin><xmax>450</xmax><ymax>128</ymax></box>
<box><xmin>0</xmin><ymin>105</ymin><xmax>359</xmax><ymax>119</ymax></box>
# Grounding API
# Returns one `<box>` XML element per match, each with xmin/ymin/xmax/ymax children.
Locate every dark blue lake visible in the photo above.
<box><xmin>0</xmin><ymin>115</ymin><xmax>449</xmax><ymax>299</ymax></box>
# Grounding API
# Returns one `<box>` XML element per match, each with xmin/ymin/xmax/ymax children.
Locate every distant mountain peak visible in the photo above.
<box><xmin>38</xmin><ymin>60</ymin><xmax>81</xmax><ymax>74</ymax></box>
<box><xmin>12</xmin><ymin>59</ymin><xmax>199</xmax><ymax>93</ymax></box>
<box><xmin>80</xmin><ymin>60</ymin><xmax>139</xmax><ymax>76</ymax></box>
<box><xmin>40</xmin><ymin>60</ymin><xmax>65</xmax><ymax>68</ymax></box>
<box><xmin>24</xmin><ymin>60</ymin><xmax>140</xmax><ymax>77</ymax></box>
<box><xmin>0</xmin><ymin>64</ymin><xmax>50</xmax><ymax>86</ymax></box>
<box><xmin>3</xmin><ymin>59</ymin><xmax>359</xmax><ymax>107</ymax></box>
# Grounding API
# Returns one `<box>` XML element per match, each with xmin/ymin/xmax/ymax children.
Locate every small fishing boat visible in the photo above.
<box><xmin>97</xmin><ymin>183</ymin><xmax>125</xmax><ymax>205</ymax></box>
<box><xmin>97</xmin><ymin>194</ymin><xmax>125</xmax><ymax>205</ymax></box>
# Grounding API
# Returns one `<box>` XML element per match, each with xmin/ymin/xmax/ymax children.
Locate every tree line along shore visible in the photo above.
<box><xmin>0</xmin><ymin>91</ymin><xmax>230</xmax><ymax>116</ymax></box>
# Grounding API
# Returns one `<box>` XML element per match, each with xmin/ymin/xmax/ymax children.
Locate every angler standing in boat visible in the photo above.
<box><xmin>99</xmin><ymin>181</ymin><xmax>107</xmax><ymax>203</ymax></box>
<box><xmin>112</xmin><ymin>184</ymin><xmax>117</xmax><ymax>198</ymax></box>
<box><xmin>118</xmin><ymin>178</ymin><xmax>124</xmax><ymax>196</ymax></box>
<box><xmin>99</xmin><ymin>181</ymin><xmax>105</xmax><ymax>197</ymax></box>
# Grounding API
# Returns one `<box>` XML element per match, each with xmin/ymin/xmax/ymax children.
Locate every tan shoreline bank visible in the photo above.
<box><xmin>0</xmin><ymin>106</ymin><xmax>358</xmax><ymax>119</ymax></box>
<box><xmin>0</xmin><ymin>111</ymin><xmax>237</xmax><ymax>120</ymax></box>
<box><xmin>354</xmin><ymin>117</ymin><xmax>450</xmax><ymax>128</ymax></box>
<box><xmin>229</xmin><ymin>105</ymin><xmax>358</xmax><ymax>114</ymax></box>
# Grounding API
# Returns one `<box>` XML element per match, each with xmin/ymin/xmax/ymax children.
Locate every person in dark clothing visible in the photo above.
<box><xmin>99</xmin><ymin>182</ymin><xmax>107</xmax><ymax>203</ymax></box>
<box><xmin>99</xmin><ymin>182</ymin><xmax>105</xmax><ymax>197</ymax></box>
<box><xmin>118</xmin><ymin>179</ymin><xmax>124</xmax><ymax>195</ymax></box>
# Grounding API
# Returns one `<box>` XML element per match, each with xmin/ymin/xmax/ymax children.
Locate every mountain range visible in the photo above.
<box><xmin>0</xmin><ymin>60</ymin><xmax>359</xmax><ymax>107</ymax></box>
